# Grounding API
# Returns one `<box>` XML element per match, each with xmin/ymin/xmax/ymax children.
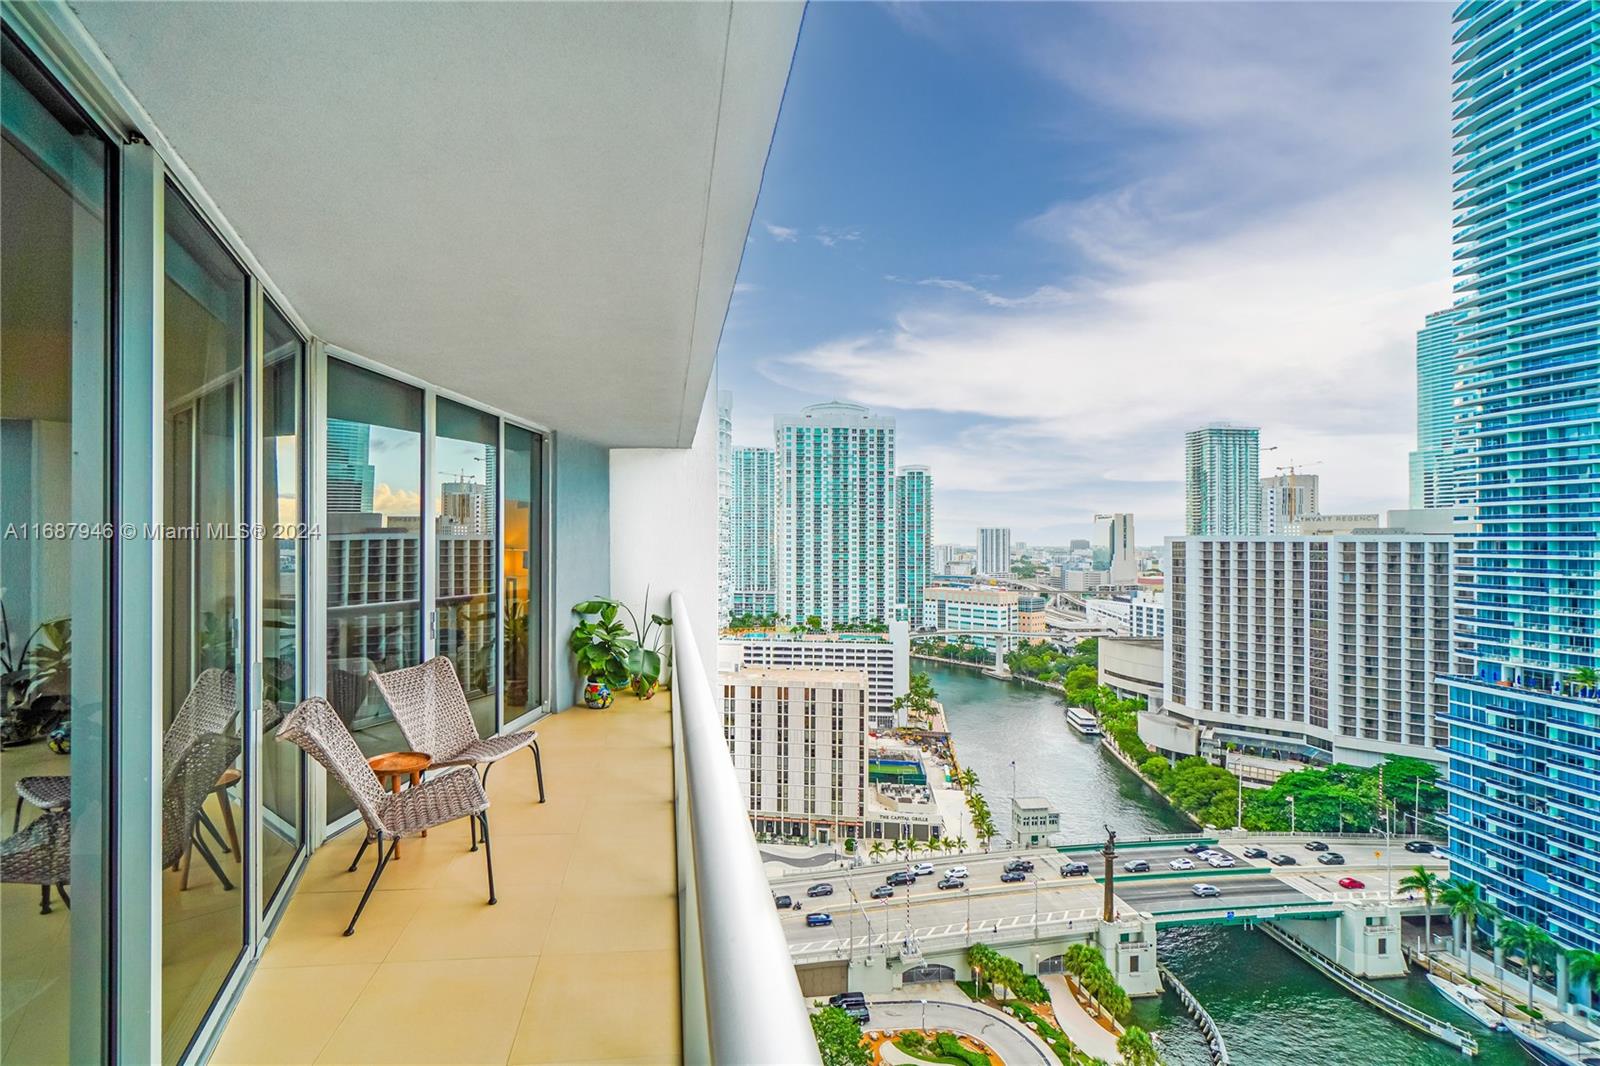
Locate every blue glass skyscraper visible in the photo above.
<box><xmin>1443</xmin><ymin>1</ymin><xmax>1600</xmax><ymax>955</ymax></box>
<box><xmin>1409</xmin><ymin>308</ymin><xmax>1469</xmax><ymax>508</ymax></box>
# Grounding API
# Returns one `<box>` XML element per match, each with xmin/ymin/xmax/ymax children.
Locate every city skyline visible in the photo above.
<box><xmin>717</xmin><ymin>2</ymin><xmax>1455</xmax><ymax>542</ymax></box>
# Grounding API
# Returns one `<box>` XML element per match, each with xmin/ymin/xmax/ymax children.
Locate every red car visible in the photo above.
<box><xmin>1338</xmin><ymin>876</ymin><xmax>1365</xmax><ymax>890</ymax></box>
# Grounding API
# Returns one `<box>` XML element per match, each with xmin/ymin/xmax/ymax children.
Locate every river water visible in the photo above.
<box><xmin>924</xmin><ymin>661</ymin><xmax>1531</xmax><ymax>1066</ymax></box>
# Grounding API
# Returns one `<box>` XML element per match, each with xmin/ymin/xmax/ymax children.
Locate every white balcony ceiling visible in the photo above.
<box><xmin>69</xmin><ymin>1</ymin><xmax>801</xmax><ymax>448</ymax></box>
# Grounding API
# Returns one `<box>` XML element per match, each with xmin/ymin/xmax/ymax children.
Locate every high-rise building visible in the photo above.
<box><xmin>716</xmin><ymin>390</ymin><xmax>734</xmax><ymax>626</ymax></box>
<box><xmin>718</xmin><ymin>621</ymin><xmax>910</xmax><ymax>731</ymax></box>
<box><xmin>775</xmin><ymin>401</ymin><xmax>896</xmax><ymax>626</ymax></box>
<box><xmin>977</xmin><ymin>526</ymin><xmax>1012</xmax><ymax>576</ymax></box>
<box><xmin>326</xmin><ymin>419</ymin><xmax>376</xmax><ymax>513</ymax></box>
<box><xmin>1165</xmin><ymin>533</ymin><xmax>1455</xmax><ymax>766</ymax></box>
<box><xmin>1259</xmin><ymin>473</ymin><xmax>1320</xmax><ymax>534</ymax></box>
<box><xmin>895</xmin><ymin>466</ymin><xmax>933</xmax><ymax>612</ymax></box>
<box><xmin>1408</xmin><ymin>309</ymin><xmax>1469</xmax><ymax>508</ymax></box>
<box><xmin>730</xmin><ymin>446</ymin><xmax>777</xmax><ymax>617</ymax></box>
<box><xmin>1184</xmin><ymin>423</ymin><xmax>1261</xmax><ymax>535</ymax></box>
<box><xmin>1442</xmin><ymin>5</ymin><xmax>1600</xmax><ymax>953</ymax></box>
<box><xmin>921</xmin><ymin>585</ymin><xmax>1019</xmax><ymax>651</ymax></box>
<box><xmin>933</xmin><ymin>543</ymin><xmax>960</xmax><ymax>575</ymax></box>
<box><xmin>1093</xmin><ymin>512</ymin><xmax>1137</xmax><ymax>584</ymax></box>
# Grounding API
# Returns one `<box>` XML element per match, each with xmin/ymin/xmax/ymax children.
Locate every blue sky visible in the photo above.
<box><xmin>717</xmin><ymin>2</ymin><xmax>1456</xmax><ymax>544</ymax></box>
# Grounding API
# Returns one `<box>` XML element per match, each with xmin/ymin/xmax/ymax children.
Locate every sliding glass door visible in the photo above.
<box><xmin>504</xmin><ymin>425</ymin><xmax>544</xmax><ymax>721</ymax></box>
<box><xmin>435</xmin><ymin>399</ymin><xmax>499</xmax><ymax>739</ymax></box>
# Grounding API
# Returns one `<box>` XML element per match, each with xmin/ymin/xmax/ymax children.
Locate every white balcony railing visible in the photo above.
<box><xmin>670</xmin><ymin>591</ymin><xmax>821</xmax><ymax>1065</ymax></box>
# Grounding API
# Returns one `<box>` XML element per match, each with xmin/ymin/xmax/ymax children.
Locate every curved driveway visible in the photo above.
<box><xmin>868</xmin><ymin>992</ymin><xmax>1055</xmax><ymax>1065</ymax></box>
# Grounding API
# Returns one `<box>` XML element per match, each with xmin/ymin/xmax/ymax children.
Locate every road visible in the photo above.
<box><xmin>865</xmin><ymin>991</ymin><xmax>1055</xmax><ymax>1065</ymax></box>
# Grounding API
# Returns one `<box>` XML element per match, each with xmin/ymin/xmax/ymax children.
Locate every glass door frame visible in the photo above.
<box><xmin>314</xmin><ymin>345</ymin><xmax>553</xmax><ymax>841</ymax></box>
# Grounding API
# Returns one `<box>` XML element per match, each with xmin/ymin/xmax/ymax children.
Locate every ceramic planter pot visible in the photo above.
<box><xmin>583</xmin><ymin>680</ymin><xmax>613</xmax><ymax>709</ymax></box>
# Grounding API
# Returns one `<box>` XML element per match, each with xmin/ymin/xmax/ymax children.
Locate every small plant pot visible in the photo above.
<box><xmin>631</xmin><ymin>676</ymin><xmax>658</xmax><ymax>700</ymax></box>
<box><xmin>583</xmin><ymin>680</ymin><xmax>613</xmax><ymax>709</ymax></box>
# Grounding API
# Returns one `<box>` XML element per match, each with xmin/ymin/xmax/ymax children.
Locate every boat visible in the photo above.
<box><xmin>1426</xmin><ymin>972</ymin><xmax>1507</xmax><ymax>1031</ymax></box>
<box><xmin>1505</xmin><ymin>1018</ymin><xmax>1600</xmax><ymax>1066</ymax></box>
<box><xmin>1065</xmin><ymin>707</ymin><xmax>1101</xmax><ymax>736</ymax></box>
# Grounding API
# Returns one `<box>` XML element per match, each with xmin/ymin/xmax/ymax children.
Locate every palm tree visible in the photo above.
<box><xmin>1399</xmin><ymin>866</ymin><xmax>1443</xmax><ymax>957</ymax></box>
<box><xmin>1440</xmin><ymin>878</ymin><xmax>1497</xmax><ymax>979</ymax></box>
<box><xmin>1566</xmin><ymin>949</ymin><xmax>1600</xmax><ymax>1013</ymax></box>
<box><xmin>1567</xmin><ymin>666</ymin><xmax>1600</xmax><ymax>697</ymax></box>
<box><xmin>892</xmin><ymin>838</ymin><xmax>908</xmax><ymax>861</ymax></box>
<box><xmin>1116</xmin><ymin>1027</ymin><xmax>1159</xmax><ymax>1066</ymax></box>
<box><xmin>950</xmin><ymin>836</ymin><xmax>969</xmax><ymax>855</ymax></box>
<box><xmin>868</xmin><ymin>840</ymin><xmax>885</xmax><ymax>864</ymax></box>
<box><xmin>1515</xmin><ymin>923</ymin><xmax>1557</xmax><ymax>1010</ymax></box>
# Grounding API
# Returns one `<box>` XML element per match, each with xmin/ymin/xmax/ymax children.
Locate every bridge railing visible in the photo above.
<box><xmin>671</xmin><ymin>592</ymin><xmax>820</xmax><ymax>1065</ymax></box>
<box><xmin>1160</xmin><ymin>963</ymin><xmax>1230</xmax><ymax>1066</ymax></box>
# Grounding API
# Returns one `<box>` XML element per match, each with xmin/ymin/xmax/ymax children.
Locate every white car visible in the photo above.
<box><xmin>1169</xmin><ymin>857</ymin><xmax>1195</xmax><ymax>870</ymax></box>
<box><xmin>911</xmin><ymin>863</ymin><xmax>934</xmax><ymax>877</ymax></box>
<box><xmin>1205</xmin><ymin>854</ymin><xmax>1237</xmax><ymax>868</ymax></box>
<box><xmin>945</xmin><ymin>866</ymin><xmax>969</xmax><ymax>880</ymax></box>
<box><xmin>1191</xmin><ymin>883</ymin><xmax>1222</xmax><ymax>898</ymax></box>
<box><xmin>1197</xmin><ymin>849</ymin><xmax>1222</xmax><ymax>861</ymax></box>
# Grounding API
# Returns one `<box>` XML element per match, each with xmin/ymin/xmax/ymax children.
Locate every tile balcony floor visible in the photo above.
<box><xmin>212</xmin><ymin>691</ymin><xmax>679</xmax><ymax>1065</ymax></box>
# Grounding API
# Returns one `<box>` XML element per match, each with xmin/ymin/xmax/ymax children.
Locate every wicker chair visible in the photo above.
<box><xmin>162</xmin><ymin>731</ymin><xmax>242</xmax><ymax>891</ymax></box>
<box><xmin>371</xmin><ymin>656</ymin><xmax>544</xmax><ymax>851</ymax></box>
<box><xmin>1</xmin><ymin>808</ymin><xmax>71</xmax><ymax>915</ymax></box>
<box><xmin>276</xmin><ymin>696</ymin><xmax>495</xmax><ymax>935</ymax></box>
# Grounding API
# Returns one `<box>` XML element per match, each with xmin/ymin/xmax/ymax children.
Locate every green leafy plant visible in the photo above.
<box><xmin>568</xmin><ymin>600</ymin><xmax>634</xmax><ymax>689</ymax></box>
<box><xmin>810</xmin><ymin>1006</ymin><xmax>871</xmax><ymax>1066</ymax></box>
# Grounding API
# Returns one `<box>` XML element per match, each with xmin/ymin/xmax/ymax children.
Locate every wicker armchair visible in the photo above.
<box><xmin>371</xmin><ymin>656</ymin><xmax>544</xmax><ymax>851</ymax></box>
<box><xmin>1</xmin><ymin>809</ymin><xmax>71</xmax><ymax>915</ymax></box>
<box><xmin>276</xmin><ymin>696</ymin><xmax>495</xmax><ymax>935</ymax></box>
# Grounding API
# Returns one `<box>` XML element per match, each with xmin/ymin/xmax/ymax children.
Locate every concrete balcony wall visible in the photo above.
<box><xmin>554</xmin><ymin>435</ymin><xmax>612</xmax><ymax>707</ymax></box>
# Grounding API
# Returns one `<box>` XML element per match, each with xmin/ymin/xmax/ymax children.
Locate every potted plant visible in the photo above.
<box><xmin>569</xmin><ymin>599</ymin><xmax>634</xmax><ymax>708</ymax></box>
<box><xmin>607</xmin><ymin>587</ymin><xmax>671</xmax><ymax>699</ymax></box>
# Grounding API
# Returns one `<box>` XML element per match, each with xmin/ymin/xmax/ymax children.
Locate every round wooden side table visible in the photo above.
<box><xmin>366</xmin><ymin>751</ymin><xmax>432</xmax><ymax>858</ymax></box>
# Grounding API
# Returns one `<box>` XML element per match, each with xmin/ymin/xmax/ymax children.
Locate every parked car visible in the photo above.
<box><xmin>937</xmin><ymin>876</ymin><xmax>964</xmax><ymax>890</ymax></box>
<box><xmin>1123</xmin><ymin>859</ymin><xmax>1151</xmax><ymax>873</ymax></box>
<box><xmin>1005</xmin><ymin>859</ymin><xmax>1035</xmax><ymax>873</ymax></box>
<box><xmin>1317</xmin><ymin>852</ymin><xmax>1346</xmax><ymax>866</ymax></box>
<box><xmin>1205</xmin><ymin>854</ymin><xmax>1237</xmax><ymax>868</ymax></box>
<box><xmin>1242</xmin><ymin>846</ymin><xmax>1269</xmax><ymax>859</ymax></box>
<box><xmin>807</xmin><ymin>883</ymin><xmax>834</xmax><ymax>897</ymax></box>
<box><xmin>829</xmin><ymin>992</ymin><xmax>870</xmax><ymax>1024</ymax></box>
<box><xmin>1338</xmin><ymin>876</ymin><xmax>1366</xmax><ymax>890</ymax></box>
<box><xmin>1191</xmin><ymin>883</ymin><xmax>1222</xmax><ymax>898</ymax></box>
<box><xmin>1169</xmin><ymin>857</ymin><xmax>1195</xmax><ymax>871</ymax></box>
<box><xmin>1304</xmin><ymin>840</ymin><xmax>1329</xmax><ymax>852</ymax></box>
<box><xmin>1001</xmin><ymin>869</ymin><xmax>1026</xmax><ymax>883</ymax></box>
<box><xmin>806</xmin><ymin>913</ymin><xmax>833</xmax><ymax>927</ymax></box>
<box><xmin>871</xmin><ymin>884</ymin><xmax>894</xmax><ymax>899</ymax></box>
<box><xmin>775</xmin><ymin>894</ymin><xmax>793</xmax><ymax>909</ymax></box>
<box><xmin>1184</xmin><ymin>842</ymin><xmax>1208</xmax><ymax>854</ymax></box>
<box><xmin>911</xmin><ymin>862</ymin><xmax>935</xmax><ymax>876</ymax></box>
<box><xmin>945</xmin><ymin>866</ymin><xmax>969</xmax><ymax>880</ymax></box>
<box><xmin>1404</xmin><ymin>840</ymin><xmax>1435</xmax><ymax>854</ymax></box>
<box><xmin>1060</xmin><ymin>862</ymin><xmax>1090</xmax><ymax>877</ymax></box>
<box><xmin>886</xmin><ymin>871</ymin><xmax>915</xmax><ymax>886</ymax></box>
<box><xmin>1269</xmin><ymin>854</ymin><xmax>1298</xmax><ymax>866</ymax></box>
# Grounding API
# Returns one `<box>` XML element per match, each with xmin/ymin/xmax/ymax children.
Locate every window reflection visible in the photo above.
<box><xmin>436</xmin><ymin>399</ymin><xmax>498</xmax><ymax>736</ymax></box>
<box><xmin>504</xmin><ymin>425</ymin><xmax>543</xmax><ymax>718</ymax></box>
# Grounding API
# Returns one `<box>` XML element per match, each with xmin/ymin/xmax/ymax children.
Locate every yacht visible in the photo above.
<box><xmin>1065</xmin><ymin>707</ymin><xmax>1102</xmax><ymax>736</ymax></box>
<box><xmin>1426</xmin><ymin>972</ymin><xmax>1506</xmax><ymax>1031</ymax></box>
<box><xmin>1506</xmin><ymin>1018</ymin><xmax>1600</xmax><ymax>1066</ymax></box>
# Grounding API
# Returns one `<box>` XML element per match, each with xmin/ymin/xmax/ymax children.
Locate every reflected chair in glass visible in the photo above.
<box><xmin>276</xmin><ymin>696</ymin><xmax>495</xmax><ymax>935</ymax></box>
<box><xmin>162</xmin><ymin>731</ymin><xmax>241</xmax><ymax>891</ymax></box>
<box><xmin>371</xmin><ymin>656</ymin><xmax>545</xmax><ymax>853</ymax></box>
<box><xmin>1</xmin><ymin>808</ymin><xmax>71</xmax><ymax>915</ymax></box>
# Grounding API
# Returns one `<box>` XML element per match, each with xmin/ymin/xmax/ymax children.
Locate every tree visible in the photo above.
<box><xmin>1117</xmin><ymin>1026</ymin><xmax>1159</xmax><ymax>1066</ymax></box>
<box><xmin>1500</xmin><ymin>920</ymin><xmax>1556</xmax><ymax>1009</ymax></box>
<box><xmin>1568</xmin><ymin>666</ymin><xmax>1600</xmax><ymax>696</ymax></box>
<box><xmin>810</xmin><ymin>1006</ymin><xmax>871</xmax><ymax>1066</ymax></box>
<box><xmin>1399</xmin><ymin>865</ymin><xmax>1443</xmax><ymax>956</ymax></box>
<box><xmin>894</xmin><ymin>672</ymin><xmax>939</xmax><ymax>723</ymax></box>
<box><xmin>1440</xmin><ymin>878</ymin><xmax>1497</xmax><ymax>979</ymax></box>
<box><xmin>1566</xmin><ymin>949</ymin><xmax>1600</xmax><ymax>1012</ymax></box>
<box><xmin>868</xmin><ymin>840</ymin><xmax>885</xmax><ymax>864</ymax></box>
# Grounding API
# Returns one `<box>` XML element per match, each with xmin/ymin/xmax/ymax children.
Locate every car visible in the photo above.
<box><xmin>1197</xmin><ymin>849</ymin><xmax>1222</xmax><ymax>861</ymax></box>
<box><xmin>1005</xmin><ymin>859</ymin><xmax>1035</xmax><ymax>873</ymax></box>
<box><xmin>775</xmin><ymin>894</ymin><xmax>793</xmax><ymax>909</ymax></box>
<box><xmin>1304</xmin><ymin>840</ymin><xmax>1329</xmax><ymax>852</ymax></box>
<box><xmin>886</xmin><ymin>871</ymin><xmax>915</xmax><ymax>886</ymax></box>
<box><xmin>1317</xmin><ymin>852</ymin><xmax>1346</xmax><ymax>866</ymax></box>
<box><xmin>1269</xmin><ymin>854</ymin><xmax>1298</xmax><ymax>866</ymax></box>
<box><xmin>1205</xmin><ymin>854</ymin><xmax>1237</xmax><ymax>868</ymax></box>
<box><xmin>1405</xmin><ymin>840</ymin><xmax>1435</xmax><ymax>854</ymax></box>
<box><xmin>1060</xmin><ymin>862</ymin><xmax>1090</xmax><ymax>877</ymax></box>
<box><xmin>1001</xmin><ymin>869</ymin><xmax>1026</xmax><ymax>883</ymax></box>
<box><xmin>1191</xmin><ymin>883</ymin><xmax>1221</xmax><ymax>898</ymax></box>
<box><xmin>1184</xmin><ymin>842</ymin><xmax>1208</xmax><ymax>854</ymax></box>
<box><xmin>945</xmin><ymin>866</ymin><xmax>969</xmax><ymax>879</ymax></box>
<box><xmin>806</xmin><ymin>913</ymin><xmax>833</xmax><ymax>927</ymax></box>
<box><xmin>1338</xmin><ymin>876</ymin><xmax>1366</xmax><ymax>890</ymax></box>
<box><xmin>829</xmin><ymin>992</ymin><xmax>870</xmax><ymax>1024</ymax></box>
<box><xmin>1123</xmin><ymin>859</ymin><xmax>1150</xmax><ymax>873</ymax></box>
<box><xmin>1242</xmin><ymin>846</ymin><xmax>1269</xmax><ymax>859</ymax></box>
<box><xmin>870</xmin><ymin>884</ymin><xmax>894</xmax><ymax>899</ymax></box>
<box><xmin>911</xmin><ymin>862</ymin><xmax>935</xmax><ymax>877</ymax></box>
<box><xmin>807</xmin><ymin>883</ymin><xmax>834</xmax><ymax>897</ymax></box>
<box><xmin>1169</xmin><ymin>857</ymin><xmax>1195</xmax><ymax>871</ymax></box>
<box><xmin>936</xmin><ymin>876</ymin><xmax>964</xmax><ymax>890</ymax></box>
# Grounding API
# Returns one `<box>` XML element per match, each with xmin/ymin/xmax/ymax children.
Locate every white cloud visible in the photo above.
<box><xmin>814</xmin><ymin>226</ymin><xmax>863</xmax><ymax>247</ymax></box>
<box><xmin>764</xmin><ymin>222</ymin><xmax>799</xmax><ymax>242</ymax></box>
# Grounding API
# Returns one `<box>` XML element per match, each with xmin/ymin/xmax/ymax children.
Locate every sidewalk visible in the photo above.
<box><xmin>1041</xmin><ymin>974</ymin><xmax>1123</xmax><ymax>1063</ymax></box>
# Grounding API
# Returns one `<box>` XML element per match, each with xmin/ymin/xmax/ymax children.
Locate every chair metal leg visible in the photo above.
<box><xmin>345</xmin><ymin>835</ymin><xmax>396</xmax><ymax>936</ymax></box>
<box><xmin>198</xmin><ymin>808</ymin><xmax>231</xmax><ymax>854</ymax></box>
<box><xmin>56</xmin><ymin>883</ymin><xmax>70</xmax><ymax>909</ymax></box>
<box><xmin>13</xmin><ymin>795</ymin><xmax>22</xmax><ymax>833</ymax></box>
<box><xmin>192</xmin><ymin>832</ymin><xmax>235</xmax><ymax>891</ymax></box>
<box><xmin>531</xmin><ymin>740</ymin><xmax>545</xmax><ymax>804</ymax></box>
<box><xmin>478</xmin><ymin>812</ymin><xmax>497</xmax><ymax>906</ymax></box>
<box><xmin>38</xmin><ymin>884</ymin><xmax>52</xmax><ymax>915</ymax></box>
<box><xmin>347</xmin><ymin>834</ymin><xmax>373</xmax><ymax>873</ymax></box>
